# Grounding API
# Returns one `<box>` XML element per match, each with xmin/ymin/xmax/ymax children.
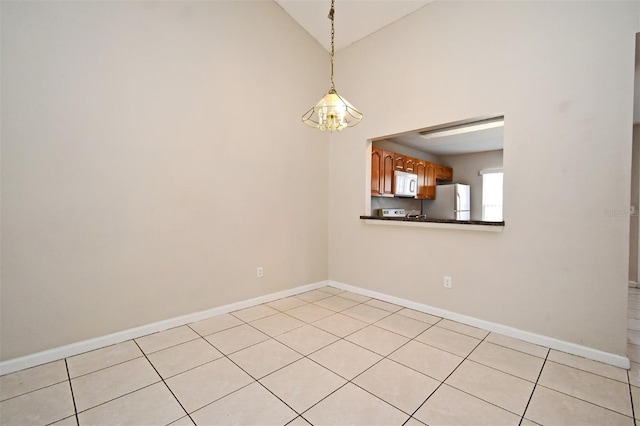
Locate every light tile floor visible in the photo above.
<box><xmin>1</xmin><ymin>285</ymin><xmax>638</xmax><ymax>425</ymax></box>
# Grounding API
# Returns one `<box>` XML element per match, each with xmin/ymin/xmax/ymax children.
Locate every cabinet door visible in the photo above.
<box><xmin>415</xmin><ymin>160</ymin><xmax>427</xmax><ymax>199</ymax></box>
<box><xmin>393</xmin><ymin>154</ymin><xmax>406</xmax><ymax>171</ymax></box>
<box><xmin>371</xmin><ymin>147</ymin><xmax>383</xmax><ymax>196</ymax></box>
<box><xmin>425</xmin><ymin>162</ymin><xmax>436</xmax><ymax>199</ymax></box>
<box><xmin>435</xmin><ymin>164</ymin><xmax>453</xmax><ymax>182</ymax></box>
<box><xmin>382</xmin><ymin>150</ymin><xmax>395</xmax><ymax>195</ymax></box>
<box><xmin>444</xmin><ymin>166</ymin><xmax>453</xmax><ymax>181</ymax></box>
<box><xmin>405</xmin><ymin>157</ymin><xmax>416</xmax><ymax>173</ymax></box>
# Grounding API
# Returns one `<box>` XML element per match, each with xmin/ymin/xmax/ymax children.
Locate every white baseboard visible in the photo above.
<box><xmin>3</xmin><ymin>278</ymin><xmax>630</xmax><ymax>375</ymax></box>
<box><xmin>329</xmin><ymin>280</ymin><xmax>631</xmax><ymax>370</ymax></box>
<box><xmin>630</xmin><ymin>281</ymin><xmax>638</xmax><ymax>288</ymax></box>
<box><xmin>0</xmin><ymin>281</ymin><xmax>328</xmax><ymax>376</ymax></box>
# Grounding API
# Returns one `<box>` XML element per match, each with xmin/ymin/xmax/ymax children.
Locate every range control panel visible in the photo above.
<box><xmin>379</xmin><ymin>208</ymin><xmax>406</xmax><ymax>217</ymax></box>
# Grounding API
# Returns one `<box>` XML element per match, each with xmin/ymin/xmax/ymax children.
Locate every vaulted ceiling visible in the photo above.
<box><xmin>275</xmin><ymin>0</ymin><xmax>433</xmax><ymax>52</ymax></box>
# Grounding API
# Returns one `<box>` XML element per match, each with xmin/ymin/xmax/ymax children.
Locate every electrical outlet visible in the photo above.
<box><xmin>444</xmin><ymin>276</ymin><xmax>452</xmax><ymax>289</ymax></box>
<box><xmin>257</xmin><ymin>267</ymin><xmax>264</xmax><ymax>278</ymax></box>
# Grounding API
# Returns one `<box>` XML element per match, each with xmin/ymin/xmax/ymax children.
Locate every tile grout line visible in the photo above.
<box><xmin>542</xmin><ymin>358</ymin><xmax>630</xmax><ymax>384</ymax></box>
<box><xmin>211</xmin><ymin>293</ymin><xmax>405</xmax><ymax>422</ymax></box>
<box><xmin>532</xmin><ymin>381</ymin><xmax>637</xmax><ymax>420</ymax></box>
<box><xmin>210</xmin><ymin>290</ymin><xmax>424</xmax><ymax>359</ymax></box>
<box><xmin>268</xmin><ymin>295</ymin><xmax>388</xmax><ymax>420</ymax></box>
<box><xmin>224</xmin><ymin>300</ymin><xmax>370</xmax><ymax>420</ymax></box>
<box><xmin>628</xmin><ymin>370</ymin><xmax>637</xmax><ymax>426</ymax></box>
<box><xmin>518</xmin><ymin>347</ymin><xmax>550</xmax><ymax>425</ymax></box>
<box><xmin>369</xmin><ymin>318</ymin><xmax>538</xmax><ymax>385</ymax></box>
<box><xmin>237</xmin><ymin>294</ymin><xmax>397</xmax><ymax>359</ymax></box>
<box><xmin>64</xmin><ymin>345</ymin><xmax>146</xmax><ymax>380</ymax></box>
<box><xmin>138</xmin><ymin>335</ymin><xmax>202</xmax><ymax>357</ymax></box>
<box><xmin>187</xmin><ymin>322</ymin><xmax>306</xmax><ymax>423</ymax></box>
<box><xmin>522</xmin><ymin>328</ymin><xmax>637</xmax><ymax>423</ymax></box>
<box><xmin>71</xmin><ymin>382</ymin><xmax>166</xmax><ymax>421</ymax></box>
<box><xmin>257</xmin><ymin>295</ymin><xmax>498</xmax><ymax>423</ymax></box>
<box><xmin>479</xmin><ymin>338</ymin><xmax>547</xmax><ymax>360</ymax></box>
<box><xmin>274</xmin><ymin>302</ymin><xmax>506</xmax><ymax>424</ymax></box>
<box><xmin>401</xmin><ymin>328</ymin><xmax>490</xmax><ymax>425</ymax></box>
<box><xmin>226</xmin><ymin>291</ymin><xmax>355</xmax><ymax>337</ymax></box>
<box><xmin>56</xmin><ymin>356</ymin><xmax>167</xmax><ymax>421</ymax></box>
<box><xmin>441</xmin><ymin>339</ymin><xmax>631</xmax><ymax>421</ymax></box>
<box><xmin>131</xmin><ymin>340</ymin><xmax>195</xmax><ymax>425</ymax></box>
<box><xmin>343</xmin><ymin>324</ymin><xmax>443</xmax><ymax>423</ymax></box>
<box><xmin>0</xmin><ymin>377</ymin><xmax>70</xmax><ymax>404</ymax></box>
<box><xmin>64</xmin><ymin>358</ymin><xmax>80</xmax><ymax>426</ymax></box>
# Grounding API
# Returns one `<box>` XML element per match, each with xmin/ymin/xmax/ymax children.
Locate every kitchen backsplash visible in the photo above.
<box><xmin>371</xmin><ymin>197</ymin><xmax>421</xmax><ymax>216</ymax></box>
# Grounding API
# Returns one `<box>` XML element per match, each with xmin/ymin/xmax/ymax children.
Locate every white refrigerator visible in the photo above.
<box><xmin>428</xmin><ymin>184</ymin><xmax>471</xmax><ymax>220</ymax></box>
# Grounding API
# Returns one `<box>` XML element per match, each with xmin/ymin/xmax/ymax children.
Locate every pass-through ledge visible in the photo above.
<box><xmin>360</xmin><ymin>215</ymin><xmax>505</xmax><ymax>232</ymax></box>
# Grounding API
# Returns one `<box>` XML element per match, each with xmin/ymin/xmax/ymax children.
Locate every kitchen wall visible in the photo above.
<box><xmin>329</xmin><ymin>1</ymin><xmax>638</xmax><ymax>357</ymax></box>
<box><xmin>1</xmin><ymin>1</ymin><xmax>329</xmax><ymax>361</ymax></box>
<box><xmin>434</xmin><ymin>150</ymin><xmax>504</xmax><ymax>221</ymax></box>
<box><xmin>371</xmin><ymin>197</ymin><xmax>422</xmax><ymax>217</ymax></box>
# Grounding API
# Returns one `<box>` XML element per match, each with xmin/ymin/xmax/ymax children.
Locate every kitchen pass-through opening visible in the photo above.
<box><xmin>368</xmin><ymin>114</ymin><xmax>505</xmax><ymax>224</ymax></box>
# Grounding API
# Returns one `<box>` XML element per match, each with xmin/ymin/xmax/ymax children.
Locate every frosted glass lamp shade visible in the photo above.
<box><xmin>302</xmin><ymin>89</ymin><xmax>363</xmax><ymax>132</ymax></box>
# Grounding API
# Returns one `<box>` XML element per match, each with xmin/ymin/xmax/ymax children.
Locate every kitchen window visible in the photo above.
<box><xmin>481</xmin><ymin>168</ymin><xmax>503</xmax><ymax>221</ymax></box>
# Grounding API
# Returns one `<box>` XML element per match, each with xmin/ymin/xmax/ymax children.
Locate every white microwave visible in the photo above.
<box><xmin>394</xmin><ymin>171</ymin><xmax>418</xmax><ymax>197</ymax></box>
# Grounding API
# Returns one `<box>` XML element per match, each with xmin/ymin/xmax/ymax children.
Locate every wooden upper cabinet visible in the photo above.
<box><xmin>371</xmin><ymin>147</ymin><xmax>394</xmax><ymax>197</ymax></box>
<box><xmin>392</xmin><ymin>153</ymin><xmax>418</xmax><ymax>173</ymax></box>
<box><xmin>435</xmin><ymin>164</ymin><xmax>453</xmax><ymax>182</ymax></box>
<box><xmin>382</xmin><ymin>150</ymin><xmax>394</xmax><ymax>196</ymax></box>
<box><xmin>393</xmin><ymin>154</ymin><xmax>406</xmax><ymax>171</ymax></box>
<box><xmin>371</xmin><ymin>147</ymin><xmax>449</xmax><ymax>199</ymax></box>
<box><xmin>415</xmin><ymin>160</ymin><xmax>428</xmax><ymax>199</ymax></box>
<box><xmin>415</xmin><ymin>160</ymin><xmax>436</xmax><ymax>200</ymax></box>
<box><xmin>371</xmin><ymin>147</ymin><xmax>383</xmax><ymax>196</ymax></box>
<box><xmin>424</xmin><ymin>162</ymin><xmax>436</xmax><ymax>199</ymax></box>
<box><xmin>404</xmin><ymin>157</ymin><xmax>416</xmax><ymax>173</ymax></box>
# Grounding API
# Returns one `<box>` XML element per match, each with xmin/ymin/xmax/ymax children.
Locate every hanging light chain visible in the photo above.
<box><xmin>329</xmin><ymin>0</ymin><xmax>335</xmax><ymax>91</ymax></box>
<box><xmin>300</xmin><ymin>0</ymin><xmax>363</xmax><ymax>131</ymax></box>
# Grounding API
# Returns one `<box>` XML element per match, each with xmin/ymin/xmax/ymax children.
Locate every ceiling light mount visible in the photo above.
<box><xmin>419</xmin><ymin>117</ymin><xmax>504</xmax><ymax>140</ymax></box>
<box><xmin>302</xmin><ymin>0</ymin><xmax>363</xmax><ymax>132</ymax></box>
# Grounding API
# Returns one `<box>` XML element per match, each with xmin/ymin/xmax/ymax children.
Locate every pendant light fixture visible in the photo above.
<box><xmin>302</xmin><ymin>0</ymin><xmax>363</xmax><ymax>132</ymax></box>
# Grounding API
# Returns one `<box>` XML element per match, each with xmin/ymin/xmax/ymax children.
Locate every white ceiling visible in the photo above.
<box><xmin>275</xmin><ymin>0</ymin><xmax>433</xmax><ymax>52</ymax></box>
<box><xmin>391</xmin><ymin>126</ymin><xmax>504</xmax><ymax>156</ymax></box>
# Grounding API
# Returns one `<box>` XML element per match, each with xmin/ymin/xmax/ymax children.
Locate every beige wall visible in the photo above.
<box><xmin>0</xmin><ymin>1</ymin><xmax>329</xmax><ymax>361</ymax></box>
<box><xmin>329</xmin><ymin>1</ymin><xmax>638</xmax><ymax>355</ymax></box>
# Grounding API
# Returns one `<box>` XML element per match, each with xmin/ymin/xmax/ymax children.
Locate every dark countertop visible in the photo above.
<box><xmin>360</xmin><ymin>215</ymin><xmax>505</xmax><ymax>227</ymax></box>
